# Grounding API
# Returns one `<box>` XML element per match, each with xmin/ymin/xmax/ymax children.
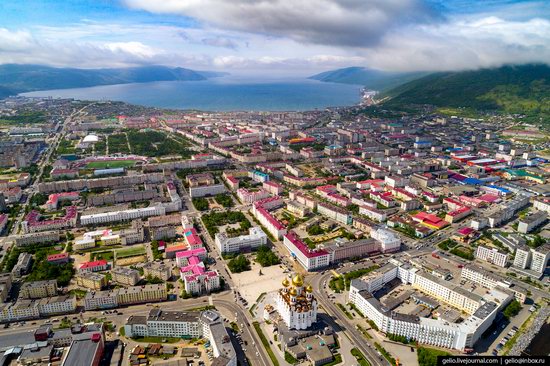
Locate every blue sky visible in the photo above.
<box><xmin>0</xmin><ymin>0</ymin><xmax>549</xmax><ymax>75</ymax></box>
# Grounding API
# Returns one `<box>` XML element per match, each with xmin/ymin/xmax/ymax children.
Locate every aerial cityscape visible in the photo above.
<box><xmin>0</xmin><ymin>1</ymin><xmax>548</xmax><ymax>366</ymax></box>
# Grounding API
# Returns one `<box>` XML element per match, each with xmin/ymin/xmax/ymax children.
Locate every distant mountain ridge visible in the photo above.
<box><xmin>309</xmin><ymin>66</ymin><xmax>427</xmax><ymax>91</ymax></box>
<box><xmin>381</xmin><ymin>64</ymin><xmax>550</xmax><ymax>121</ymax></box>
<box><xmin>0</xmin><ymin>64</ymin><xmax>227</xmax><ymax>99</ymax></box>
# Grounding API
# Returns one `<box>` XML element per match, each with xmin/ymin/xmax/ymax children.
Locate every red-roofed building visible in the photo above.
<box><xmin>183</xmin><ymin>228</ymin><xmax>203</xmax><ymax>249</ymax></box>
<box><xmin>79</xmin><ymin>259</ymin><xmax>108</xmax><ymax>274</ymax></box>
<box><xmin>283</xmin><ymin>231</ymin><xmax>330</xmax><ymax>271</ymax></box>
<box><xmin>22</xmin><ymin>206</ymin><xmax>78</xmax><ymax>233</ymax></box>
<box><xmin>47</xmin><ymin>252</ymin><xmax>69</xmax><ymax>264</ymax></box>
<box><xmin>412</xmin><ymin>212</ymin><xmax>449</xmax><ymax>230</ymax></box>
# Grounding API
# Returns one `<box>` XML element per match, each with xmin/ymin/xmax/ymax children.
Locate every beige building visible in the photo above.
<box><xmin>143</xmin><ymin>262</ymin><xmax>172</xmax><ymax>281</ymax></box>
<box><xmin>76</xmin><ymin>273</ymin><xmax>108</xmax><ymax>290</ymax></box>
<box><xmin>117</xmin><ymin>284</ymin><xmax>167</xmax><ymax>306</ymax></box>
<box><xmin>20</xmin><ymin>280</ymin><xmax>57</xmax><ymax>299</ymax></box>
<box><xmin>111</xmin><ymin>267</ymin><xmax>141</xmax><ymax>286</ymax></box>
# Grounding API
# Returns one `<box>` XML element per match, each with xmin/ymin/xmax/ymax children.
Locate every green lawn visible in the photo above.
<box><xmin>417</xmin><ymin>347</ymin><xmax>451</xmax><ymax>366</ymax></box>
<box><xmin>116</xmin><ymin>246</ymin><xmax>146</xmax><ymax>258</ymax></box>
<box><xmin>91</xmin><ymin>251</ymin><xmax>114</xmax><ymax>261</ymax></box>
<box><xmin>86</xmin><ymin>160</ymin><xmax>137</xmax><ymax>169</ymax></box>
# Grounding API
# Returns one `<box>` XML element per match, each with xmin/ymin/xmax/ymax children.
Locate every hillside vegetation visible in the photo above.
<box><xmin>309</xmin><ymin>66</ymin><xmax>426</xmax><ymax>91</ymax></box>
<box><xmin>381</xmin><ymin>64</ymin><xmax>550</xmax><ymax>123</ymax></box>
<box><xmin>0</xmin><ymin>64</ymin><xmax>225</xmax><ymax>98</ymax></box>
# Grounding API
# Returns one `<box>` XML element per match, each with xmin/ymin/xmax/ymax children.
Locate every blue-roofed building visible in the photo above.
<box><xmin>249</xmin><ymin>170</ymin><xmax>269</xmax><ymax>183</ymax></box>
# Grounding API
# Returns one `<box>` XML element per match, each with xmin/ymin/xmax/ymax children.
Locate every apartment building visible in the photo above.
<box><xmin>38</xmin><ymin>173</ymin><xmax>164</xmax><ymax>194</ymax></box>
<box><xmin>370</xmin><ymin>228</ymin><xmax>401</xmax><ymax>253</ymax></box>
<box><xmin>111</xmin><ymin>267</ymin><xmax>141</xmax><ymax>286</ymax></box>
<box><xmin>143</xmin><ymin>262</ymin><xmax>173</xmax><ymax>281</ymax></box>
<box><xmin>513</xmin><ymin>244</ymin><xmax>550</xmax><ymax>275</ymax></box>
<box><xmin>13</xmin><ymin>231</ymin><xmax>60</xmax><ymax>247</ymax></box>
<box><xmin>20</xmin><ymin>280</ymin><xmax>58</xmax><ymax>299</ymax></box>
<box><xmin>263</xmin><ymin>181</ymin><xmax>283</xmax><ymax>195</ymax></box>
<box><xmin>0</xmin><ymin>272</ymin><xmax>13</xmax><ymax>302</ymax></box>
<box><xmin>21</xmin><ymin>206</ymin><xmax>77</xmax><ymax>233</ymax></box>
<box><xmin>84</xmin><ymin>284</ymin><xmax>167</xmax><ymax>310</ymax></box>
<box><xmin>317</xmin><ymin>202</ymin><xmax>352</xmax><ymax>225</ymax></box>
<box><xmin>517</xmin><ymin>211</ymin><xmax>547</xmax><ymax>234</ymax></box>
<box><xmin>215</xmin><ymin>227</ymin><xmax>267</xmax><ymax>254</ymax></box>
<box><xmin>475</xmin><ymin>246</ymin><xmax>509</xmax><ymax>267</ymax></box>
<box><xmin>124</xmin><ymin>309</ymin><xmax>236</xmax><ymax>366</ymax></box>
<box><xmin>359</xmin><ymin>205</ymin><xmax>387</xmax><ymax>222</ymax></box>
<box><xmin>252</xmin><ymin>198</ymin><xmax>287</xmax><ymax>239</ymax></box>
<box><xmin>150</xmin><ymin>225</ymin><xmax>177</xmax><ymax>241</ymax></box>
<box><xmin>80</xmin><ymin>205</ymin><xmax>166</xmax><ymax>225</ymax></box>
<box><xmin>76</xmin><ymin>272</ymin><xmax>108</xmax><ymax>290</ymax></box>
<box><xmin>37</xmin><ymin>295</ymin><xmax>77</xmax><ymax>316</ymax></box>
<box><xmin>237</xmin><ymin>188</ymin><xmax>270</xmax><ymax>203</ymax></box>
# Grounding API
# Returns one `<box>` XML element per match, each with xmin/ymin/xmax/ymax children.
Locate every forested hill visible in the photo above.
<box><xmin>381</xmin><ymin>64</ymin><xmax>550</xmax><ymax>121</ymax></box>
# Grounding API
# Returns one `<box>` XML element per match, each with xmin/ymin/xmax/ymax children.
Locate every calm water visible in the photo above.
<box><xmin>21</xmin><ymin>77</ymin><xmax>362</xmax><ymax>111</ymax></box>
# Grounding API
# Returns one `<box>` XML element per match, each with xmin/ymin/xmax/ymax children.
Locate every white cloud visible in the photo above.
<box><xmin>364</xmin><ymin>16</ymin><xmax>550</xmax><ymax>72</ymax></box>
<box><xmin>123</xmin><ymin>0</ymin><xmax>436</xmax><ymax>47</ymax></box>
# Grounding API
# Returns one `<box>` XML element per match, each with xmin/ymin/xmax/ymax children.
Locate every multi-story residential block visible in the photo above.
<box><xmin>286</xmin><ymin>201</ymin><xmax>310</xmax><ymax>218</ymax></box>
<box><xmin>12</xmin><ymin>231</ymin><xmax>60</xmax><ymax>247</ymax></box>
<box><xmin>237</xmin><ymin>188</ymin><xmax>270</xmax><ymax>203</ymax></box>
<box><xmin>175</xmin><ymin>247</ymin><xmax>208</xmax><ymax>267</ymax></box>
<box><xmin>13</xmin><ymin>252</ymin><xmax>33</xmax><ymax>277</ymax></box>
<box><xmin>359</xmin><ymin>205</ymin><xmax>387</xmax><ymax>222</ymax></box>
<box><xmin>80</xmin><ymin>205</ymin><xmax>166</xmax><ymax>225</ymax></box>
<box><xmin>76</xmin><ymin>272</ymin><xmax>108</xmax><ymax>290</ymax></box>
<box><xmin>111</xmin><ymin>267</ymin><xmax>141</xmax><ymax>286</ymax></box>
<box><xmin>124</xmin><ymin>309</ymin><xmax>236</xmax><ymax>366</ymax></box>
<box><xmin>20</xmin><ymin>280</ymin><xmax>58</xmax><ymax>299</ymax></box>
<box><xmin>215</xmin><ymin>227</ymin><xmax>267</xmax><ymax>254</ymax></box>
<box><xmin>143</xmin><ymin>262</ymin><xmax>173</xmax><ymax>281</ymax></box>
<box><xmin>262</xmin><ymin>181</ymin><xmax>283</xmax><ymax>195</ymax></box>
<box><xmin>0</xmin><ymin>272</ymin><xmax>13</xmax><ymax>302</ymax></box>
<box><xmin>84</xmin><ymin>290</ymin><xmax>119</xmax><ymax>311</ymax></box>
<box><xmin>475</xmin><ymin>246</ymin><xmax>509</xmax><ymax>267</ymax></box>
<box><xmin>517</xmin><ymin>211</ymin><xmax>547</xmax><ymax>234</ymax></box>
<box><xmin>37</xmin><ymin>295</ymin><xmax>77</xmax><ymax>316</ymax></box>
<box><xmin>117</xmin><ymin>284</ymin><xmax>167</xmax><ymax>306</ymax></box>
<box><xmin>513</xmin><ymin>245</ymin><xmax>532</xmax><ymax>269</ymax></box>
<box><xmin>45</xmin><ymin>192</ymin><xmax>80</xmax><ymax>210</ymax></box>
<box><xmin>150</xmin><ymin>225</ymin><xmax>177</xmax><ymax>240</ymax></box>
<box><xmin>21</xmin><ymin>206</ymin><xmax>78</xmax><ymax>233</ymax></box>
<box><xmin>317</xmin><ymin>202</ymin><xmax>352</xmax><ymax>225</ymax></box>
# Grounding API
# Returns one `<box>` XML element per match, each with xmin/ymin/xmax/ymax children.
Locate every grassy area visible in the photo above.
<box><xmin>351</xmin><ymin>348</ymin><xmax>371</xmax><ymax>366</ymax></box>
<box><xmin>450</xmin><ymin>246</ymin><xmax>474</xmax><ymax>260</ymax></box>
<box><xmin>356</xmin><ymin>324</ymin><xmax>372</xmax><ymax>339</ymax></box>
<box><xmin>127</xmin><ymin>130</ymin><xmax>193</xmax><ymax>158</ymax></box>
<box><xmin>336</xmin><ymin>303</ymin><xmax>353</xmax><ymax>319</ymax></box>
<box><xmin>252</xmin><ymin>321</ymin><xmax>279</xmax><ymax>366</ymax></box>
<box><xmin>116</xmin><ymin>246</ymin><xmax>146</xmax><ymax>258</ymax></box>
<box><xmin>285</xmin><ymin>351</ymin><xmax>298</xmax><ymax>364</ymax></box>
<box><xmin>86</xmin><ymin>160</ymin><xmax>137</xmax><ymax>169</ymax></box>
<box><xmin>417</xmin><ymin>347</ymin><xmax>451</xmax><ymax>366</ymax></box>
<box><xmin>91</xmin><ymin>250</ymin><xmax>114</xmax><ymax>261</ymax></box>
<box><xmin>329</xmin><ymin>265</ymin><xmax>380</xmax><ymax>292</ymax></box>
<box><xmin>107</xmin><ymin>133</ymin><xmax>131</xmax><ymax>154</ymax></box>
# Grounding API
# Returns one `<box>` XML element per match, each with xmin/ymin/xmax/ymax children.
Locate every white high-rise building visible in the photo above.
<box><xmin>475</xmin><ymin>246</ymin><xmax>508</xmax><ymax>267</ymax></box>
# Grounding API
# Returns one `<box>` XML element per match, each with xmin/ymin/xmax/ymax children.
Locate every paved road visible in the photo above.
<box><xmin>310</xmin><ymin>269</ymin><xmax>389</xmax><ymax>366</ymax></box>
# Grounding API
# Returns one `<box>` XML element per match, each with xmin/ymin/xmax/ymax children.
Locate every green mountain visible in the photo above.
<box><xmin>0</xmin><ymin>64</ymin><xmax>225</xmax><ymax>98</ymax></box>
<box><xmin>381</xmin><ymin>64</ymin><xmax>550</xmax><ymax>121</ymax></box>
<box><xmin>309</xmin><ymin>67</ymin><xmax>426</xmax><ymax>91</ymax></box>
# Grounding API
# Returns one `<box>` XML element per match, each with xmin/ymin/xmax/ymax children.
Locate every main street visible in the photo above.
<box><xmin>309</xmin><ymin>261</ymin><xmax>390</xmax><ymax>366</ymax></box>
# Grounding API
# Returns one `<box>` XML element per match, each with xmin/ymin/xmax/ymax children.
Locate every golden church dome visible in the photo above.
<box><xmin>282</xmin><ymin>278</ymin><xmax>290</xmax><ymax>287</ymax></box>
<box><xmin>289</xmin><ymin>288</ymin><xmax>298</xmax><ymax>296</ymax></box>
<box><xmin>305</xmin><ymin>285</ymin><xmax>313</xmax><ymax>293</ymax></box>
<box><xmin>292</xmin><ymin>274</ymin><xmax>304</xmax><ymax>287</ymax></box>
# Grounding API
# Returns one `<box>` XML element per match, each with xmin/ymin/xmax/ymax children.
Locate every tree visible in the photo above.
<box><xmin>255</xmin><ymin>246</ymin><xmax>280</xmax><ymax>267</ymax></box>
<box><xmin>503</xmin><ymin>300</ymin><xmax>522</xmax><ymax>319</ymax></box>
<box><xmin>228</xmin><ymin>255</ymin><xmax>250</xmax><ymax>273</ymax></box>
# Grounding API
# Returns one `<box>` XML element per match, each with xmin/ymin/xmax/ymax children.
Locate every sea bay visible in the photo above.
<box><xmin>22</xmin><ymin>77</ymin><xmax>362</xmax><ymax>111</ymax></box>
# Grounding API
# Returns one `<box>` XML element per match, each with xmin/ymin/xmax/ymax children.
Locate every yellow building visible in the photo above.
<box><xmin>117</xmin><ymin>284</ymin><xmax>167</xmax><ymax>306</ymax></box>
<box><xmin>20</xmin><ymin>280</ymin><xmax>57</xmax><ymax>299</ymax></box>
<box><xmin>76</xmin><ymin>273</ymin><xmax>107</xmax><ymax>290</ymax></box>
